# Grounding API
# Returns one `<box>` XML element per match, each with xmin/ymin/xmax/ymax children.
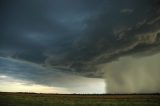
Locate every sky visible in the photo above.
<box><xmin>0</xmin><ymin>0</ymin><xmax>160</xmax><ymax>93</ymax></box>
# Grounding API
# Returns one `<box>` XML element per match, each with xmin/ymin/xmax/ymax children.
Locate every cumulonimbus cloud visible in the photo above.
<box><xmin>1</xmin><ymin>0</ymin><xmax>160</xmax><ymax>93</ymax></box>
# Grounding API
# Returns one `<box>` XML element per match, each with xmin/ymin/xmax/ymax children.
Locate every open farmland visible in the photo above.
<box><xmin>0</xmin><ymin>92</ymin><xmax>160</xmax><ymax>106</ymax></box>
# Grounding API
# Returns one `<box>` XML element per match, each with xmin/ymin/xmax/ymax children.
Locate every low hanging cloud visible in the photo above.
<box><xmin>0</xmin><ymin>57</ymin><xmax>105</xmax><ymax>93</ymax></box>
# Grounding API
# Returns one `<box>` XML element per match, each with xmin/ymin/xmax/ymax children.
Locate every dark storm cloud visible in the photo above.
<box><xmin>46</xmin><ymin>0</ymin><xmax>160</xmax><ymax>77</ymax></box>
<box><xmin>1</xmin><ymin>0</ymin><xmax>160</xmax><ymax>78</ymax></box>
<box><xmin>0</xmin><ymin>0</ymin><xmax>107</xmax><ymax>69</ymax></box>
<box><xmin>0</xmin><ymin>0</ymin><xmax>106</xmax><ymax>63</ymax></box>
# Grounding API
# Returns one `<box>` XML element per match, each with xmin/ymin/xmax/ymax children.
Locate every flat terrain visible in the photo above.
<box><xmin>0</xmin><ymin>92</ymin><xmax>160</xmax><ymax>106</ymax></box>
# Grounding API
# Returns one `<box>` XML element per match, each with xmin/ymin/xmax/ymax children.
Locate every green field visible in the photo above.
<box><xmin>0</xmin><ymin>92</ymin><xmax>160</xmax><ymax>106</ymax></box>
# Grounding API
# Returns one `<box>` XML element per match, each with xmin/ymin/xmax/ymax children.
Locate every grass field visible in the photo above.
<box><xmin>0</xmin><ymin>92</ymin><xmax>160</xmax><ymax>106</ymax></box>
